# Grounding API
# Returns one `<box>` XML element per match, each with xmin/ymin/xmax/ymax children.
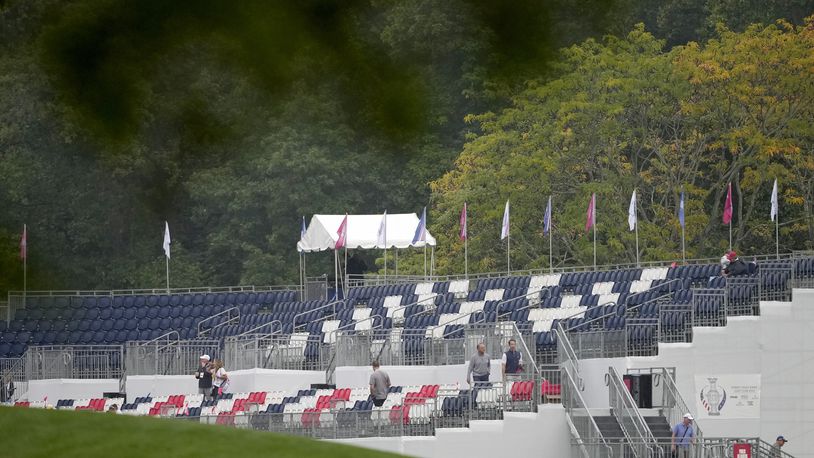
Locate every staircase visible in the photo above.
<box><xmin>643</xmin><ymin>416</ymin><xmax>672</xmax><ymax>443</ymax></box>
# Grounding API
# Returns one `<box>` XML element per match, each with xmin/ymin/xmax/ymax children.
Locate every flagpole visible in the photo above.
<box><xmin>423</xmin><ymin>244</ymin><xmax>427</xmax><ymax>279</ymax></box>
<box><xmin>384</xmin><ymin>248</ymin><xmax>387</xmax><ymax>280</ymax></box>
<box><xmin>729</xmin><ymin>221</ymin><xmax>732</xmax><ymax>251</ymax></box>
<box><xmin>464</xmin><ymin>236</ymin><xmax>468</xmax><ymax>279</ymax></box>
<box><xmin>430</xmin><ymin>246</ymin><xmax>435</xmax><ymax>276</ymax></box>
<box><xmin>634</xmin><ymin>214</ymin><xmax>640</xmax><ymax>268</ymax></box>
<box><xmin>593</xmin><ymin>197</ymin><xmax>597</xmax><ymax>269</ymax></box>
<box><xmin>334</xmin><ymin>250</ymin><xmax>339</xmax><ymax>300</ymax></box>
<box><xmin>344</xmin><ymin>247</ymin><xmax>348</xmax><ymax>294</ymax></box>
<box><xmin>775</xmin><ymin>217</ymin><xmax>779</xmax><ymax>259</ymax></box>
<box><xmin>23</xmin><ymin>224</ymin><xmax>27</xmax><ymax>309</ymax></box>
<box><xmin>165</xmin><ymin>256</ymin><xmax>170</xmax><ymax>293</ymax></box>
<box><xmin>507</xmin><ymin>232</ymin><xmax>511</xmax><ymax>274</ymax></box>
<box><xmin>549</xmin><ymin>229</ymin><xmax>553</xmax><ymax>274</ymax></box>
<box><xmin>681</xmin><ymin>224</ymin><xmax>686</xmax><ymax>264</ymax></box>
<box><xmin>395</xmin><ymin>249</ymin><xmax>399</xmax><ymax>276</ymax></box>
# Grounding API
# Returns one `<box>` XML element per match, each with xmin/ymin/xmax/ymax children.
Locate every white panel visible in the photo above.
<box><xmin>561</xmin><ymin>295</ymin><xmax>582</xmax><ymax>308</ymax></box>
<box><xmin>383</xmin><ymin>295</ymin><xmax>403</xmax><ymax>308</ymax></box>
<box><xmin>591</xmin><ymin>282</ymin><xmax>614</xmax><ymax>295</ymax></box>
<box><xmin>599</xmin><ymin>293</ymin><xmax>620</xmax><ymax>305</ymax></box>
<box><xmin>449</xmin><ymin>280</ymin><xmax>470</xmax><ymax>295</ymax></box>
<box><xmin>484</xmin><ymin>289</ymin><xmax>505</xmax><ymax>301</ymax></box>
<box><xmin>352</xmin><ymin>308</ymin><xmax>371</xmax><ymax>320</ymax></box>
<box><xmin>629</xmin><ymin>280</ymin><xmax>652</xmax><ymax>293</ymax></box>
<box><xmin>415</xmin><ymin>282</ymin><xmax>434</xmax><ymax>295</ymax></box>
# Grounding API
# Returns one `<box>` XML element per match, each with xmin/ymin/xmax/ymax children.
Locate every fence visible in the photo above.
<box><xmin>224</xmin><ymin>333</ymin><xmax>329</xmax><ymax>372</ymax></box>
<box><xmin>0</xmin><ymin>356</ymin><xmax>27</xmax><ymax>402</ymax></box>
<box><xmin>125</xmin><ymin>335</ymin><xmax>220</xmax><ymax>376</ymax></box>
<box><xmin>561</xmin><ymin>363</ymin><xmax>612</xmax><ymax>458</ymax></box>
<box><xmin>24</xmin><ymin>345</ymin><xmax>124</xmax><ymax>380</ymax></box>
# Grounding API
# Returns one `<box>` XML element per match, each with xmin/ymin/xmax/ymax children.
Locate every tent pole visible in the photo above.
<box><xmin>395</xmin><ymin>249</ymin><xmax>399</xmax><ymax>276</ymax></box>
<box><xmin>430</xmin><ymin>246</ymin><xmax>435</xmax><ymax>277</ymax></box>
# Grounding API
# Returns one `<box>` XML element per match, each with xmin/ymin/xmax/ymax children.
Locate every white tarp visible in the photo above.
<box><xmin>297</xmin><ymin>213</ymin><xmax>436</xmax><ymax>252</ymax></box>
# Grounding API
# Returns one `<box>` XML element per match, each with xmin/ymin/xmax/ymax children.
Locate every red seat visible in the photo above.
<box><xmin>14</xmin><ymin>401</ymin><xmax>30</xmax><ymax>408</ymax></box>
<box><xmin>89</xmin><ymin>398</ymin><xmax>106</xmax><ymax>411</ymax></box>
<box><xmin>301</xmin><ymin>408</ymin><xmax>321</xmax><ymax>428</ymax></box>
<box><xmin>248</xmin><ymin>392</ymin><xmax>267</xmax><ymax>404</ymax></box>
<box><xmin>389</xmin><ymin>405</ymin><xmax>402</xmax><ymax>425</ymax></box>
<box><xmin>231</xmin><ymin>399</ymin><xmax>248</xmax><ymax>413</ymax></box>
<box><xmin>541</xmin><ymin>381</ymin><xmax>561</xmax><ymax>396</ymax></box>
<box><xmin>216</xmin><ymin>412</ymin><xmax>235</xmax><ymax>425</ymax></box>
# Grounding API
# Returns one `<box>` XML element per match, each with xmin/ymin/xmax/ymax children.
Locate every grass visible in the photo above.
<box><xmin>0</xmin><ymin>406</ymin><xmax>404</xmax><ymax>458</ymax></box>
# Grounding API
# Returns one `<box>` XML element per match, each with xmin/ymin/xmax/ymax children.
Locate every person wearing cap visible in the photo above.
<box><xmin>721</xmin><ymin>251</ymin><xmax>748</xmax><ymax>277</ymax></box>
<box><xmin>671</xmin><ymin>413</ymin><xmax>696</xmax><ymax>457</ymax></box>
<box><xmin>195</xmin><ymin>355</ymin><xmax>213</xmax><ymax>401</ymax></box>
<box><xmin>772</xmin><ymin>436</ymin><xmax>788</xmax><ymax>456</ymax></box>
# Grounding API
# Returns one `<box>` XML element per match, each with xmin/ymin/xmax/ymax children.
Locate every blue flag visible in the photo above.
<box><xmin>412</xmin><ymin>207</ymin><xmax>427</xmax><ymax>244</ymax></box>
<box><xmin>543</xmin><ymin>196</ymin><xmax>552</xmax><ymax>235</ymax></box>
<box><xmin>679</xmin><ymin>192</ymin><xmax>685</xmax><ymax>229</ymax></box>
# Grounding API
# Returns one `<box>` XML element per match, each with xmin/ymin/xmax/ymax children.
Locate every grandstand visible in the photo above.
<box><xmin>2</xmin><ymin>252</ymin><xmax>813</xmax><ymax>457</ymax></box>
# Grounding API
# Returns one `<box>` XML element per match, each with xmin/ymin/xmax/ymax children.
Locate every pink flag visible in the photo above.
<box><xmin>585</xmin><ymin>193</ymin><xmax>596</xmax><ymax>233</ymax></box>
<box><xmin>335</xmin><ymin>215</ymin><xmax>348</xmax><ymax>249</ymax></box>
<box><xmin>19</xmin><ymin>224</ymin><xmax>27</xmax><ymax>260</ymax></box>
<box><xmin>723</xmin><ymin>183</ymin><xmax>733</xmax><ymax>225</ymax></box>
<box><xmin>459</xmin><ymin>202</ymin><xmax>467</xmax><ymax>241</ymax></box>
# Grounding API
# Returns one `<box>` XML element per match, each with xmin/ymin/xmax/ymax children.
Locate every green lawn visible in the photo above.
<box><xmin>0</xmin><ymin>406</ymin><xmax>404</xmax><ymax>458</ymax></box>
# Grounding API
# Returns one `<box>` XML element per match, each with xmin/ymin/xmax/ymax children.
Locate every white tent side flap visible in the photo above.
<box><xmin>297</xmin><ymin>214</ymin><xmax>436</xmax><ymax>252</ymax></box>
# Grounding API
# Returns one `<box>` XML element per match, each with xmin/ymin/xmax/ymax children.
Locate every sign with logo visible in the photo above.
<box><xmin>694</xmin><ymin>374</ymin><xmax>760</xmax><ymax>419</ymax></box>
<box><xmin>733</xmin><ymin>443</ymin><xmax>752</xmax><ymax>458</ymax></box>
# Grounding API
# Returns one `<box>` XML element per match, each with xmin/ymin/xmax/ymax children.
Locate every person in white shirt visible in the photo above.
<box><xmin>211</xmin><ymin>359</ymin><xmax>229</xmax><ymax>400</ymax></box>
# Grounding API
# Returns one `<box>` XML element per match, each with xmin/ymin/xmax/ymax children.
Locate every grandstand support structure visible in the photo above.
<box><xmin>24</xmin><ymin>345</ymin><xmax>123</xmax><ymax>380</ymax></box>
<box><xmin>561</xmin><ymin>360</ymin><xmax>611</xmax><ymax>458</ymax></box>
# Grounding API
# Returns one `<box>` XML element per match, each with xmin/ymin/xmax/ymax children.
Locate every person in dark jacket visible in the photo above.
<box><xmin>722</xmin><ymin>251</ymin><xmax>749</xmax><ymax>277</ymax></box>
<box><xmin>194</xmin><ymin>355</ymin><xmax>213</xmax><ymax>401</ymax></box>
<box><xmin>501</xmin><ymin>339</ymin><xmax>524</xmax><ymax>379</ymax></box>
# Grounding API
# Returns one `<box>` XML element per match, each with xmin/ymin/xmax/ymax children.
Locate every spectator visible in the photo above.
<box><xmin>772</xmin><ymin>436</ymin><xmax>788</xmax><ymax>456</ymax></box>
<box><xmin>0</xmin><ymin>373</ymin><xmax>14</xmax><ymax>403</ymax></box>
<box><xmin>368</xmin><ymin>360</ymin><xmax>391</xmax><ymax>407</ymax></box>
<box><xmin>195</xmin><ymin>354</ymin><xmax>213</xmax><ymax>401</ymax></box>
<box><xmin>108</xmin><ymin>404</ymin><xmax>119</xmax><ymax>414</ymax></box>
<box><xmin>467</xmin><ymin>343</ymin><xmax>491</xmax><ymax>386</ymax></box>
<box><xmin>671</xmin><ymin>413</ymin><xmax>696</xmax><ymax>458</ymax></box>
<box><xmin>501</xmin><ymin>338</ymin><xmax>524</xmax><ymax>378</ymax></box>
<box><xmin>721</xmin><ymin>251</ymin><xmax>748</xmax><ymax>277</ymax></box>
<box><xmin>211</xmin><ymin>359</ymin><xmax>229</xmax><ymax>400</ymax></box>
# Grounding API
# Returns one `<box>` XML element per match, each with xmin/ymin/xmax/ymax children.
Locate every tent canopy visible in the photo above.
<box><xmin>297</xmin><ymin>214</ymin><xmax>436</xmax><ymax>252</ymax></box>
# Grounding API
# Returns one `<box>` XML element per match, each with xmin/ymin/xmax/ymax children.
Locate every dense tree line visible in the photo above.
<box><xmin>0</xmin><ymin>0</ymin><xmax>812</xmax><ymax>294</ymax></box>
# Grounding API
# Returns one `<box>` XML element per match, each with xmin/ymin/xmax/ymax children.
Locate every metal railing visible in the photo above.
<box><xmin>197</xmin><ymin>306</ymin><xmax>240</xmax><ymax>337</ymax></box>
<box><xmin>607</xmin><ymin>366</ymin><xmax>662</xmax><ymax>457</ymax></box>
<box><xmin>125</xmin><ymin>334</ymin><xmax>220</xmax><ymax>376</ymax></box>
<box><xmin>691</xmin><ymin>288</ymin><xmax>727</xmax><ymax>328</ymax></box>
<box><xmin>225</xmin><ymin>333</ymin><xmax>329</xmax><ymax>371</ymax></box>
<box><xmin>0</xmin><ymin>356</ymin><xmax>26</xmax><ymax>402</ymax></box>
<box><xmin>561</xmin><ymin>363</ymin><xmax>612</xmax><ymax>458</ymax></box>
<box><xmin>701</xmin><ymin>437</ymin><xmax>795</xmax><ymax>458</ymax></box>
<box><xmin>653</xmin><ymin>367</ymin><xmax>703</xmax><ymax>444</ymax></box>
<box><xmin>24</xmin><ymin>345</ymin><xmax>124</xmax><ymax>380</ymax></box>
<box><xmin>292</xmin><ymin>300</ymin><xmax>344</xmax><ymax>332</ymax></box>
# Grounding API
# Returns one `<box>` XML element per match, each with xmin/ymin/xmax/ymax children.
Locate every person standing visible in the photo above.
<box><xmin>195</xmin><ymin>355</ymin><xmax>213</xmax><ymax>401</ymax></box>
<box><xmin>211</xmin><ymin>359</ymin><xmax>229</xmax><ymax>400</ymax></box>
<box><xmin>772</xmin><ymin>436</ymin><xmax>788</xmax><ymax>457</ymax></box>
<box><xmin>0</xmin><ymin>373</ymin><xmax>15</xmax><ymax>403</ymax></box>
<box><xmin>467</xmin><ymin>342</ymin><xmax>491</xmax><ymax>386</ymax></box>
<box><xmin>501</xmin><ymin>339</ymin><xmax>524</xmax><ymax>378</ymax></box>
<box><xmin>368</xmin><ymin>361</ymin><xmax>391</xmax><ymax>407</ymax></box>
<box><xmin>671</xmin><ymin>413</ymin><xmax>696</xmax><ymax>458</ymax></box>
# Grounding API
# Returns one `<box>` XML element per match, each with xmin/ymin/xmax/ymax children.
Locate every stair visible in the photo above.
<box><xmin>593</xmin><ymin>415</ymin><xmax>625</xmax><ymax>440</ymax></box>
<box><xmin>643</xmin><ymin>416</ymin><xmax>672</xmax><ymax>443</ymax></box>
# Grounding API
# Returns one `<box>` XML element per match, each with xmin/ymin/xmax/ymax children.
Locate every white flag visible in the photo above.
<box><xmin>163</xmin><ymin>221</ymin><xmax>171</xmax><ymax>259</ymax></box>
<box><xmin>628</xmin><ymin>190</ymin><xmax>637</xmax><ymax>231</ymax></box>
<box><xmin>501</xmin><ymin>200</ymin><xmax>510</xmax><ymax>240</ymax></box>
<box><xmin>770</xmin><ymin>178</ymin><xmax>778</xmax><ymax>222</ymax></box>
<box><xmin>377</xmin><ymin>211</ymin><xmax>387</xmax><ymax>247</ymax></box>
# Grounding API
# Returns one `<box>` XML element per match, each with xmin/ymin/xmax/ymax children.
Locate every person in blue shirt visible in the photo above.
<box><xmin>671</xmin><ymin>413</ymin><xmax>696</xmax><ymax>457</ymax></box>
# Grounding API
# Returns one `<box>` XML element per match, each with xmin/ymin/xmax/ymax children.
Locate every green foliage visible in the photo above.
<box><xmin>0</xmin><ymin>0</ymin><xmax>812</xmax><ymax>295</ymax></box>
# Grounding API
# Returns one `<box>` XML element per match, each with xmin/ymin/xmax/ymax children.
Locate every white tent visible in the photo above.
<box><xmin>297</xmin><ymin>213</ymin><xmax>436</xmax><ymax>252</ymax></box>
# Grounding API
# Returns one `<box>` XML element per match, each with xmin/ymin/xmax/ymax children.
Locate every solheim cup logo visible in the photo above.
<box><xmin>700</xmin><ymin>377</ymin><xmax>727</xmax><ymax>416</ymax></box>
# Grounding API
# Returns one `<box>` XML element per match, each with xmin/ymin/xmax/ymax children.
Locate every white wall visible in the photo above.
<box><xmin>125</xmin><ymin>369</ymin><xmax>325</xmax><ymax>399</ymax></box>
<box><xmin>28</xmin><ymin>379</ymin><xmax>120</xmax><ymax>402</ymax></box>
<box><xmin>335</xmin><ymin>360</ymin><xmax>502</xmax><ymax>389</ymax></box>
<box><xmin>624</xmin><ymin>288</ymin><xmax>814</xmax><ymax>458</ymax></box>
<box><xmin>332</xmin><ymin>404</ymin><xmax>571</xmax><ymax>458</ymax></box>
